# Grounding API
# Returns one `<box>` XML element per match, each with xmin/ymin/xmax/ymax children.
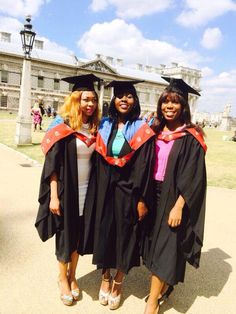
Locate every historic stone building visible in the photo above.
<box><xmin>0</xmin><ymin>32</ymin><xmax>201</xmax><ymax>116</ymax></box>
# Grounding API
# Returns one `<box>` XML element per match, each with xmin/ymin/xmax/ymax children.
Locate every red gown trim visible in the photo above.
<box><xmin>186</xmin><ymin>128</ymin><xmax>207</xmax><ymax>153</ymax></box>
<box><xmin>41</xmin><ymin>123</ymin><xmax>96</xmax><ymax>155</ymax></box>
<box><xmin>95</xmin><ymin>124</ymin><xmax>155</xmax><ymax>167</ymax></box>
<box><xmin>157</xmin><ymin>127</ymin><xmax>207</xmax><ymax>153</ymax></box>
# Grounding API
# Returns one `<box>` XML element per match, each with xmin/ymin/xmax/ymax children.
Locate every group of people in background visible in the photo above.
<box><xmin>31</xmin><ymin>101</ymin><xmax>57</xmax><ymax>131</ymax></box>
<box><xmin>35</xmin><ymin>73</ymin><xmax>207</xmax><ymax>314</ymax></box>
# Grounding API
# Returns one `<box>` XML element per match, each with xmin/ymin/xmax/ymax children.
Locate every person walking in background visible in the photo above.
<box><xmin>142</xmin><ymin>77</ymin><xmax>207</xmax><ymax>314</ymax></box>
<box><xmin>35</xmin><ymin>74</ymin><xmax>101</xmax><ymax>306</ymax></box>
<box><xmin>39</xmin><ymin>101</ymin><xmax>45</xmax><ymax>130</ymax></box>
<box><xmin>84</xmin><ymin>80</ymin><xmax>155</xmax><ymax>310</ymax></box>
<box><xmin>31</xmin><ymin>102</ymin><xmax>42</xmax><ymax>131</ymax></box>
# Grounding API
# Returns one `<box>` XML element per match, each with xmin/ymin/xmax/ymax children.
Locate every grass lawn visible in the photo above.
<box><xmin>0</xmin><ymin>111</ymin><xmax>51</xmax><ymax>163</ymax></box>
<box><xmin>205</xmin><ymin>128</ymin><xmax>236</xmax><ymax>189</ymax></box>
<box><xmin>0</xmin><ymin>111</ymin><xmax>236</xmax><ymax>189</ymax></box>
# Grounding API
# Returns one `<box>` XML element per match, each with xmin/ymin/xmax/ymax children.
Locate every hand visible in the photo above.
<box><xmin>137</xmin><ymin>201</ymin><xmax>148</xmax><ymax>221</ymax></box>
<box><xmin>49</xmin><ymin>197</ymin><xmax>61</xmax><ymax>216</ymax></box>
<box><xmin>168</xmin><ymin>205</ymin><xmax>182</xmax><ymax>227</ymax></box>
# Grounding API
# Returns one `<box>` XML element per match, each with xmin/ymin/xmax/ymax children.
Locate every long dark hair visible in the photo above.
<box><xmin>152</xmin><ymin>91</ymin><xmax>198</xmax><ymax>134</ymax></box>
<box><xmin>108</xmin><ymin>94</ymin><xmax>141</xmax><ymax>122</ymax></box>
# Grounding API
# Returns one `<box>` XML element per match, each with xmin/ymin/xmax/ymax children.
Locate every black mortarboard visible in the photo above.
<box><xmin>161</xmin><ymin>76</ymin><xmax>200</xmax><ymax>100</ymax></box>
<box><xmin>106</xmin><ymin>80</ymin><xmax>143</xmax><ymax>97</ymax></box>
<box><xmin>61</xmin><ymin>73</ymin><xmax>102</xmax><ymax>92</ymax></box>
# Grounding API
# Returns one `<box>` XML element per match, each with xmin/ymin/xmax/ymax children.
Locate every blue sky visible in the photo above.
<box><xmin>0</xmin><ymin>0</ymin><xmax>236</xmax><ymax>116</ymax></box>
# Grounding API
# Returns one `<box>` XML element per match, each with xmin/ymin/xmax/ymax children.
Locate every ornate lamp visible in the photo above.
<box><xmin>20</xmin><ymin>15</ymin><xmax>36</xmax><ymax>59</ymax></box>
<box><xmin>15</xmin><ymin>16</ymin><xmax>36</xmax><ymax>145</ymax></box>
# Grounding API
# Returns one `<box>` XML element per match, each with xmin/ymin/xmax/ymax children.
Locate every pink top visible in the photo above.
<box><xmin>153</xmin><ymin>139</ymin><xmax>174</xmax><ymax>181</ymax></box>
<box><xmin>153</xmin><ymin>125</ymin><xmax>186</xmax><ymax>181</ymax></box>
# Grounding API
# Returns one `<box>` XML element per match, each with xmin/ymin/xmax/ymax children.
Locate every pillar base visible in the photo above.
<box><xmin>15</xmin><ymin>118</ymin><xmax>32</xmax><ymax>145</ymax></box>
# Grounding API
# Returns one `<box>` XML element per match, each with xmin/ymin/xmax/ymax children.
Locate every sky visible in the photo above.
<box><xmin>0</xmin><ymin>0</ymin><xmax>236</xmax><ymax>116</ymax></box>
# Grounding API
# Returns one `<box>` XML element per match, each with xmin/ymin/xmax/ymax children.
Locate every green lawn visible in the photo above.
<box><xmin>0</xmin><ymin>111</ymin><xmax>51</xmax><ymax>163</ymax></box>
<box><xmin>205</xmin><ymin>128</ymin><xmax>236</xmax><ymax>189</ymax></box>
<box><xmin>0</xmin><ymin>111</ymin><xmax>236</xmax><ymax>189</ymax></box>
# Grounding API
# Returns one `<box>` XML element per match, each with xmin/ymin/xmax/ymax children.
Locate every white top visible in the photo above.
<box><xmin>76</xmin><ymin>123</ymin><xmax>95</xmax><ymax>216</ymax></box>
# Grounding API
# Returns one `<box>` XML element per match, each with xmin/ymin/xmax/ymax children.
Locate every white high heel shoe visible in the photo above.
<box><xmin>57</xmin><ymin>280</ymin><xmax>73</xmax><ymax>306</ymax></box>
<box><xmin>108</xmin><ymin>279</ymin><xmax>123</xmax><ymax>310</ymax></box>
<box><xmin>99</xmin><ymin>275</ymin><xmax>112</xmax><ymax>306</ymax></box>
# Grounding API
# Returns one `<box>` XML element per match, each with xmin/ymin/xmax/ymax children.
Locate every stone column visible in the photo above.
<box><xmin>220</xmin><ymin>104</ymin><xmax>232</xmax><ymax>131</ymax></box>
<box><xmin>15</xmin><ymin>58</ymin><xmax>32</xmax><ymax>145</ymax></box>
<box><xmin>99</xmin><ymin>82</ymin><xmax>104</xmax><ymax>113</ymax></box>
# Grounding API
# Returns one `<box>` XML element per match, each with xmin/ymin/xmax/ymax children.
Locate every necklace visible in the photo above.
<box><xmin>82</xmin><ymin>123</ymin><xmax>90</xmax><ymax>130</ymax></box>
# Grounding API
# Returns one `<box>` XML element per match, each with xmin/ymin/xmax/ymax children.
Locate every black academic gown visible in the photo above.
<box><xmin>142</xmin><ymin>133</ymin><xmax>207</xmax><ymax>285</ymax></box>
<box><xmin>84</xmin><ymin>125</ymin><xmax>155</xmax><ymax>274</ymax></box>
<box><xmin>35</xmin><ymin>135</ymin><xmax>83</xmax><ymax>263</ymax></box>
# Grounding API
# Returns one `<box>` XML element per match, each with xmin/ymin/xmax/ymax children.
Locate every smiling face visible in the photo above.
<box><xmin>114</xmin><ymin>93</ymin><xmax>135</xmax><ymax>117</ymax></box>
<box><xmin>161</xmin><ymin>100</ymin><xmax>182</xmax><ymax>122</ymax></box>
<box><xmin>80</xmin><ymin>91</ymin><xmax>98</xmax><ymax>121</ymax></box>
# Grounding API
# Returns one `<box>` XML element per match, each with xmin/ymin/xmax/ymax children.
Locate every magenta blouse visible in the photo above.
<box><xmin>153</xmin><ymin>125</ymin><xmax>186</xmax><ymax>181</ymax></box>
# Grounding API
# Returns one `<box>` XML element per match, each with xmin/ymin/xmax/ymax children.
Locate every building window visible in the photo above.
<box><xmin>0</xmin><ymin>95</ymin><xmax>7</xmax><ymax>107</ymax></box>
<box><xmin>38</xmin><ymin>76</ymin><xmax>44</xmax><ymax>88</ymax></box>
<box><xmin>0</xmin><ymin>32</ymin><xmax>11</xmax><ymax>42</ymax></box>
<box><xmin>69</xmin><ymin>83</ymin><xmax>73</xmax><ymax>91</ymax></box>
<box><xmin>34</xmin><ymin>40</ymin><xmax>44</xmax><ymax>50</ymax></box>
<box><xmin>1</xmin><ymin>70</ymin><xmax>8</xmax><ymax>83</ymax></box>
<box><xmin>53</xmin><ymin>100</ymin><xmax>59</xmax><ymax>111</ymax></box>
<box><xmin>54</xmin><ymin>79</ymin><xmax>60</xmax><ymax>90</ymax></box>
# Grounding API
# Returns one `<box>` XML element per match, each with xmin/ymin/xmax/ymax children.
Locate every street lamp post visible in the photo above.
<box><xmin>15</xmin><ymin>15</ymin><xmax>36</xmax><ymax>145</ymax></box>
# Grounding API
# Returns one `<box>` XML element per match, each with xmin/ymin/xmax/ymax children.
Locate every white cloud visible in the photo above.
<box><xmin>201</xmin><ymin>27</ymin><xmax>223</xmax><ymax>49</ymax></box>
<box><xmin>0</xmin><ymin>16</ymin><xmax>22</xmax><ymax>33</ymax></box>
<box><xmin>90</xmin><ymin>0</ymin><xmax>108</xmax><ymax>11</ymax></box>
<box><xmin>0</xmin><ymin>16</ymin><xmax>23</xmax><ymax>44</ymax></box>
<box><xmin>37</xmin><ymin>36</ymin><xmax>74</xmax><ymax>55</ymax></box>
<box><xmin>77</xmin><ymin>19</ymin><xmax>202</xmax><ymax>67</ymax></box>
<box><xmin>198</xmin><ymin>69</ymin><xmax>236</xmax><ymax>114</ymax></box>
<box><xmin>177</xmin><ymin>0</ymin><xmax>236</xmax><ymax>27</ymax></box>
<box><xmin>0</xmin><ymin>0</ymin><xmax>50</xmax><ymax>18</ymax></box>
<box><xmin>90</xmin><ymin>0</ymin><xmax>173</xmax><ymax>18</ymax></box>
<box><xmin>201</xmin><ymin>66</ymin><xmax>214</xmax><ymax>77</ymax></box>
<box><xmin>0</xmin><ymin>16</ymin><xmax>73</xmax><ymax>56</ymax></box>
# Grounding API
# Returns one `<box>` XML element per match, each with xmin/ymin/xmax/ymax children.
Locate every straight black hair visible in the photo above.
<box><xmin>151</xmin><ymin>91</ymin><xmax>194</xmax><ymax>134</ymax></box>
<box><xmin>108</xmin><ymin>94</ymin><xmax>141</xmax><ymax>122</ymax></box>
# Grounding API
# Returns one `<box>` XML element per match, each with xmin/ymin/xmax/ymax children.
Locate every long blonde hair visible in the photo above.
<box><xmin>59</xmin><ymin>90</ymin><xmax>100</xmax><ymax>134</ymax></box>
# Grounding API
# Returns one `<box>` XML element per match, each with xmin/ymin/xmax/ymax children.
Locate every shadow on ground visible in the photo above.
<box><xmin>160</xmin><ymin>248</ymin><xmax>232</xmax><ymax>313</ymax></box>
<box><xmin>78</xmin><ymin>248</ymin><xmax>232</xmax><ymax>312</ymax></box>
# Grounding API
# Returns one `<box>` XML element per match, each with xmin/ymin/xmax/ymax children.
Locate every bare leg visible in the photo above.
<box><xmin>111</xmin><ymin>269</ymin><xmax>125</xmax><ymax>297</ymax></box>
<box><xmin>100</xmin><ymin>268</ymin><xmax>111</xmax><ymax>293</ymax></box>
<box><xmin>68</xmin><ymin>251</ymin><xmax>79</xmax><ymax>291</ymax></box>
<box><xmin>58</xmin><ymin>261</ymin><xmax>72</xmax><ymax>297</ymax></box>
<box><xmin>99</xmin><ymin>268</ymin><xmax>112</xmax><ymax>305</ymax></box>
<box><xmin>108</xmin><ymin>269</ymin><xmax>124</xmax><ymax>310</ymax></box>
<box><xmin>68</xmin><ymin>251</ymin><xmax>80</xmax><ymax>300</ymax></box>
<box><xmin>144</xmin><ymin>274</ymin><xmax>164</xmax><ymax>314</ymax></box>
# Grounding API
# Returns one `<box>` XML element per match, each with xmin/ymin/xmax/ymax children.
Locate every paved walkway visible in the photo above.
<box><xmin>0</xmin><ymin>143</ymin><xmax>236</xmax><ymax>314</ymax></box>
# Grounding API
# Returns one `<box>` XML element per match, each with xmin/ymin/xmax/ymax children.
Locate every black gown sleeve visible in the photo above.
<box><xmin>35</xmin><ymin>141</ymin><xmax>63</xmax><ymax>242</ymax></box>
<box><xmin>176</xmin><ymin>135</ymin><xmax>207</xmax><ymax>267</ymax></box>
<box><xmin>132</xmin><ymin>137</ymin><xmax>155</xmax><ymax>203</ymax></box>
<box><xmin>126</xmin><ymin>137</ymin><xmax>155</xmax><ymax>222</ymax></box>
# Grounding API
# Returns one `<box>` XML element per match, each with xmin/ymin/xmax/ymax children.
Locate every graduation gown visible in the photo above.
<box><xmin>83</xmin><ymin>118</ymin><xmax>155</xmax><ymax>274</ymax></box>
<box><xmin>35</xmin><ymin>121</ymin><xmax>95</xmax><ymax>262</ymax></box>
<box><xmin>142</xmin><ymin>132</ymin><xmax>207</xmax><ymax>285</ymax></box>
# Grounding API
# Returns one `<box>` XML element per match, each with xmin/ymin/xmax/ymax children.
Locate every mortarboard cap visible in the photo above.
<box><xmin>61</xmin><ymin>73</ymin><xmax>102</xmax><ymax>92</ymax></box>
<box><xmin>161</xmin><ymin>76</ymin><xmax>200</xmax><ymax>100</ymax></box>
<box><xmin>106</xmin><ymin>80</ymin><xmax>143</xmax><ymax>97</ymax></box>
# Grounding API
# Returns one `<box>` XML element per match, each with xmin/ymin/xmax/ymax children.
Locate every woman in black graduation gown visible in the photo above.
<box><xmin>143</xmin><ymin>77</ymin><xmax>207</xmax><ymax>314</ymax></box>
<box><xmin>35</xmin><ymin>74</ymin><xmax>101</xmax><ymax>306</ymax></box>
<box><xmin>84</xmin><ymin>80</ymin><xmax>155</xmax><ymax>310</ymax></box>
